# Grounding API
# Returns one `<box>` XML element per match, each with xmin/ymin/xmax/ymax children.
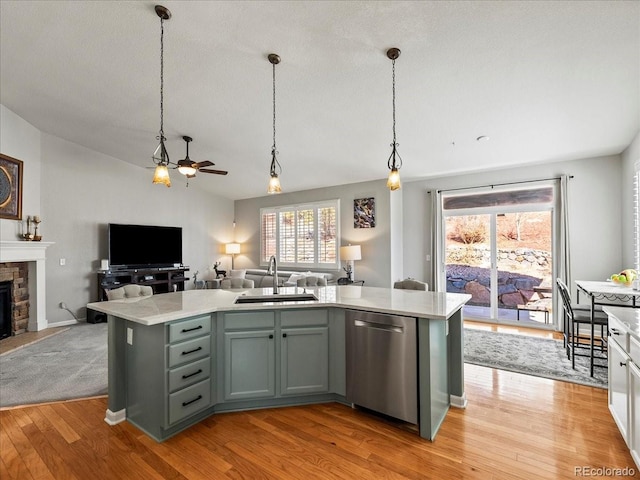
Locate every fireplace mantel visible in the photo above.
<box><xmin>0</xmin><ymin>241</ymin><xmax>54</xmax><ymax>262</ymax></box>
<box><xmin>0</xmin><ymin>240</ymin><xmax>54</xmax><ymax>331</ymax></box>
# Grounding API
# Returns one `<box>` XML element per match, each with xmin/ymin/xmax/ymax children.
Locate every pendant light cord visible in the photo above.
<box><xmin>388</xmin><ymin>56</ymin><xmax>402</xmax><ymax>170</ymax></box>
<box><xmin>272</xmin><ymin>60</ymin><xmax>276</xmax><ymax>151</ymax></box>
<box><xmin>392</xmin><ymin>57</ymin><xmax>396</xmax><ymax>146</ymax></box>
<box><xmin>270</xmin><ymin>58</ymin><xmax>281</xmax><ymax>176</ymax></box>
<box><xmin>159</xmin><ymin>16</ymin><xmax>165</xmax><ymax>139</ymax></box>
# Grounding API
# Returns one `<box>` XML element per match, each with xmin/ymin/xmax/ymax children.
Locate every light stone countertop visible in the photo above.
<box><xmin>604</xmin><ymin>306</ymin><xmax>640</xmax><ymax>340</ymax></box>
<box><xmin>87</xmin><ymin>285</ymin><xmax>471</xmax><ymax>326</ymax></box>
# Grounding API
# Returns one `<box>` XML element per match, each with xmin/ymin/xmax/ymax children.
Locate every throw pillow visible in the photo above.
<box><xmin>287</xmin><ymin>273</ymin><xmax>305</xmax><ymax>285</ymax></box>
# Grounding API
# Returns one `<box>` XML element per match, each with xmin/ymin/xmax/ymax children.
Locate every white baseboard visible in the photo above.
<box><xmin>47</xmin><ymin>319</ymin><xmax>81</xmax><ymax>328</ymax></box>
<box><xmin>104</xmin><ymin>408</ymin><xmax>126</xmax><ymax>425</ymax></box>
<box><xmin>450</xmin><ymin>393</ymin><xmax>467</xmax><ymax>409</ymax></box>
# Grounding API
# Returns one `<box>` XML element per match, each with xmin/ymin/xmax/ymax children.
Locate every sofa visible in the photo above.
<box><xmin>243</xmin><ymin>268</ymin><xmax>336</xmax><ymax>288</ymax></box>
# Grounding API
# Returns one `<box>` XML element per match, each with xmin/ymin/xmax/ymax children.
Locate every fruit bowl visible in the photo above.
<box><xmin>610</xmin><ymin>269</ymin><xmax>637</xmax><ymax>287</ymax></box>
<box><xmin>612</xmin><ymin>277</ymin><xmax>632</xmax><ymax>287</ymax></box>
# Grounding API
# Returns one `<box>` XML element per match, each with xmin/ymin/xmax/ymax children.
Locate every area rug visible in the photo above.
<box><xmin>464</xmin><ymin>328</ymin><xmax>607</xmax><ymax>389</ymax></box>
<box><xmin>0</xmin><ymin>322</ymin><xmax>107</xmax><ymax>407</ymax></box>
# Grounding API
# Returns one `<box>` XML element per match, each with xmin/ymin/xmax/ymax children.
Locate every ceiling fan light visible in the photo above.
<box><xmin>387</xmin><ymin>167</ymin><xmax>401</xmax><ymax>191</ymax></box>
<box><xmin>267</xmin><ymin>174</ymin><xmax>282</xmax><ymax>194</ymax></box>
<box><xmin>177</xmin><ymin>160</ymin><xmax>197</xmax><ymax>176</ymax></box>
<box><xmin>153</xmin><ymin>164</ymin><xmax>171</xmax><ymax>187</ymax></box>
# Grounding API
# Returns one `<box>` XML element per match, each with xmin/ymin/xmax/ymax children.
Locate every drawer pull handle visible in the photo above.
<box><xmin>182</xmin><ymin>368</ymin><xmax>203</xmax><ymax>379</ymax></box>
<box><xmin>182</xmin><ymin>395</ymin><xmax>202</xmax><ymax>407</ymax></box>
<box><xmin>182</xmin><ymin>346</ymin><xmax>203</xmax><ymax>355</ymax></box>
<box><xmin>610</xmin><ymin>328</ymin><xmax>620</xmax><ymax>335</ymax></box>
<box><xmin>181</xmin><ymin>325</ymin><xmax>203</xmax><ymax>333</ymax></box>
<box><xmin>621</xmin><ymin>361</ymin><xmax>628</xmax><ymax>367</ymax></box>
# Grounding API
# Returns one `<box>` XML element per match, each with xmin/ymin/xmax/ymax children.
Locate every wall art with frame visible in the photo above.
<box><xmin>354</xmin><ymin>197</ymin><xmax>375</xmax><ymax>228</ymax></box>
<box><xmin>0</xmin><ymin>153</ymin><xmax>24</xmax><ymax>220</ymax></box>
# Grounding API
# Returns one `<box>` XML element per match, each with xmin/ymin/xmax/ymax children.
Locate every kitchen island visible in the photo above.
<box><xmin>87</xmin><ymin>285</ymin><xmax>470</xmax><ymax>442</ymax></box>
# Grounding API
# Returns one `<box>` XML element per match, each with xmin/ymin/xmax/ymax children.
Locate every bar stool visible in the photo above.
<box><xmin>556</xmin><ymin>278</ymin><xmax>608</xmax><ymax>369</ymax></box>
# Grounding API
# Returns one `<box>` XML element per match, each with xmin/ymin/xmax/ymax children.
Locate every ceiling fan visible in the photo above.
<box><xmin>176</xmin><ymin>136</ymin><xmax>228</xmax><ymax>178</ymax></box>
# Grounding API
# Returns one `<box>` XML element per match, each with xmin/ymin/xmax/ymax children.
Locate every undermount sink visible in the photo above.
<box><xmin>234</xmin><ymin>293</ymin><xmax>319</xmax><ymax>304</ymax></box>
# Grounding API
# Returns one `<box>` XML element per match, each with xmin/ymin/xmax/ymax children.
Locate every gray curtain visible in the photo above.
<box><xmin>557</xmin><ymin>174</ymin><xmax>571</xmax><ymax>329</ymax></box>
<box><xmin>428</xmin><ymin>190</ymin><xmax>443</xmax><ymax>292</ymax></box>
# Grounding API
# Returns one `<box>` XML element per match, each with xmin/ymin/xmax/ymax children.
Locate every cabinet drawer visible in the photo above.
<box><xmin>169</xmin><ymin>316</ymin><xmax>211</xmax><ymax>343</ymax></box>
<box><xmin>224</xmin><ymin>311</ymin><xmax>275</xmax><ymax>330</ymax></box>
<box><xmin>168</xmin><ymin>336</ymin><xmax>211</xmax><ymax>367</ymax></box>
<box><xmin>168</xmin><ymin>379</ymin><xmax>211</xmax><ymax>425</ymax></box>
<box><xmin>281</xmin><ymin>309</ymin><xmax>328</xmax><ymax>328</ymax></box>
<box><xmin>609</xmin><ymin>316</ymin><xmax>630</xmax><ymax>353</ymax></box>
<box><xmin>631</xmin><ymin>336</ymin><xmax>640</xmax><ymax>365</ymax></box>
<box><xmin>168</xmin><ymin>357</ymin><xmax>211</xmax><ymax>393</ymax></box>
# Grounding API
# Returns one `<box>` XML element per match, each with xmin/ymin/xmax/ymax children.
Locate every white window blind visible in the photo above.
<box><xmin>260</xmin><ymin>199</ymin><xmax>340</xmax><ymax>268</ymax></box>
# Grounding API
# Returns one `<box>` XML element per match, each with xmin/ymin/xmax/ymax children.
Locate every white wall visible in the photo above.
<box><xmin>402</xmin><ymin>155</ymin><xmax>623</xmax><ymax>293</ymax></box>
<box><xmin>2</xmin><ymin>105</ymin><xmax>235</xmax><ymax>328</ymax></box>
<box><xmin>40</xmin><ymin>134</ymin><xmax>235</xmax><ymax>325</ymax></box>
<box><xmin>622</xmin><ymin>130</ymin><xmax>640</xmax><ymax>268</ymax></box>
<box><xmin>0</xmin><ymin>105</ymin><xmax>41</xmax><ymax>240</ymax></box>
<box><xmin>234</xmin><ymin>180</ymin><xmax>393</xmax><ymax>287</ymax></box>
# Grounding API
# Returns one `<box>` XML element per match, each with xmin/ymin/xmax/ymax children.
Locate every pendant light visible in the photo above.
<box><xmin>151</xmin><ymin>5</ymin><xmax>172</xmax><ymax>187</ymax></box>
<box><xmin>386</xmin><ymin>47</ymin><xmax>402</xmax><ymax>191</ymax></box>
<box><xmin>267</xmin><ymin>53</ymin><xmax>282</xmax><ymax>194</ymax></box>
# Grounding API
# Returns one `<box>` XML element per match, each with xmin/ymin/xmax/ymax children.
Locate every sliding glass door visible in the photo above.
<box><xmin>442</xmin><ymin>186</ymin><xmax>555</xmax><ymax>327</ymax></box>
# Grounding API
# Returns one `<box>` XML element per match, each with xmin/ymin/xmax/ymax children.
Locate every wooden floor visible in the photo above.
<box><xmin>1</xmin><ymin>362</ymin><xmax>636</xmax><ymax>480</ymax></box>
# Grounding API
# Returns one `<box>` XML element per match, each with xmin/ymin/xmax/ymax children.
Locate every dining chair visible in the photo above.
<box><xmin>556</xmin><ymin>278</ymin><xmax>608</xmax><ymax>369</ymax></box>
<box><xmin>394</xmin><ymin>278</ymin><xmax>428</xmax><ymax>290</ymax></box>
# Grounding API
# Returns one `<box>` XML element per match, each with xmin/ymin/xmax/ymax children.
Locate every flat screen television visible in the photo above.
<box><xmin>108</xmin><ymin>223</ymin><xmax>182</xmax><ymax>270</ymax></box>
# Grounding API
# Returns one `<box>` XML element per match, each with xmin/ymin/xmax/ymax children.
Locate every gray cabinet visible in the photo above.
<box><xmin>224</xmin><ymin>329</ymin><xmax>276</xmax><ymax>400</ymax></box>
<box><xmin>223</xmin><ymin>311</ymin><xmax>276</xmax><ymax>401</ymax></box>
<box><xmin>125</xmin><ymin>314</ymin><xmax>215</xmax><ymax>441</ymax></box>
<box><xmin>280</xmin><ymin>310</ymin><xmax>329</xmax><ymax>396</ymax></box>
<box><xmin>222</xmin><ymin>309</ymin><xmax>329</xmax><ymax>402</ymax></box>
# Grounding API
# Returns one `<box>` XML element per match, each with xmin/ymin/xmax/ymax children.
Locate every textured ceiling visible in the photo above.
<box><xmin>1</xmin><ymin>1</ymin><xmax>638</xmax><ymax>199</ymax></box>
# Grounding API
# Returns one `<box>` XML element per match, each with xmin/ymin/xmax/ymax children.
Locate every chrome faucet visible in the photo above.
<box><xmin>267</xmin><ymin>255</ymin><xmax>279</xmax><ymax>294</ymax></box>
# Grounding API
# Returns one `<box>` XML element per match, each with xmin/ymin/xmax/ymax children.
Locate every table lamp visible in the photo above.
<box><xmin>225</xmin><ymin>243</ymin><xmax>241</xmax><ymax>269</ymax></box>
<box><xmin>340</xmin><ymin>245</ymin><xmax>361</xmax><ymax>282</ymax></box>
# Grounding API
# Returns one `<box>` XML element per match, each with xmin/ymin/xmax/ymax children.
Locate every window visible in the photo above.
<box><xmin>261</xmin><ymin>199</ymin><xmax>340</xmax><ymax>268</ymax></box>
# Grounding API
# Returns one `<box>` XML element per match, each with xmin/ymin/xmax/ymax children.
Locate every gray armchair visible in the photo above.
<box><xmin>296</xmin><ymin>276</ymin><xmax>327</xmax><ymax>287</ymax></box>
<box><xmin>106</xmin><ymin>284</ymin><xmax>154</xmax><ymax>300</ymax></box>
<box><xmin>221</xmin><ymin>278</ymin><xmax>255</xmax><ymax>289</ymax></box>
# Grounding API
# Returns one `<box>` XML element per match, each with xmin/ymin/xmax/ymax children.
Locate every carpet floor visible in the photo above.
<box><xmin>464</xmin><ymin>328</ymin><xmax>608</xmax><ymax>389</ymax></box>
<box><xmin>0</xmin><ymin>322</ymin><xmax>606</xmax><ymax>407</ymax></box>
<box><xmin>0</xmin><ymin>322</ymin><xmax>107</xmax><ymax>407</ymax></box>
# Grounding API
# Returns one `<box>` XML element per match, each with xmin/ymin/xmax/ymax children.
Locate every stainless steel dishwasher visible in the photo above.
<box><xmin>345</xmin><ymin>309</ymin><xmax>418</xmax><ymax>424</ymax></box>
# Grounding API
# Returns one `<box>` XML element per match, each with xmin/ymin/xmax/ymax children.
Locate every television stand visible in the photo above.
<box><xmin>96</xmin><ymin>266</ymin><xmax>190</xmax><ymax>301</ymax></box>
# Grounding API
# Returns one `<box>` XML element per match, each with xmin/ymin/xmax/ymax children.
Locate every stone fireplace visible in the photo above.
<box><xmin>0</xmin><ymin>241</ymin><xmax>54</xmax><ymax>333</ymax></box>
<box><xmin>0</xmin><ymin>262</ymin><xmax>29</xmax><ymax>337</ymax></box>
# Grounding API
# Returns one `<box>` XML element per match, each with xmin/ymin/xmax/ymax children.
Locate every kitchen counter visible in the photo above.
<box><xmin>87</xmin><ymin>285</ymin><xmax>470</xmax><ymax>325</ymax></box>
<box><xmin>90</xmin><ymin>286</ymin><xmax>471</xmax><ymax>442</ymax></box>
<box><xmin>603</xmin><ymin>306</ymin><xmax>640</xmax><ymax>339</ymax></box>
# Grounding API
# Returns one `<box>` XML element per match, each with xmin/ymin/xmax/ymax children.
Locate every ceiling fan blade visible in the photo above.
<box><xmin>194</xmin><ymin>161</ymin><xmax>214</xmax><ymax>168</ymax></box>
<box><xmin>199</xmin><ymin>168</ymin><xmax>228</xmax><ymax>175</ymax></box>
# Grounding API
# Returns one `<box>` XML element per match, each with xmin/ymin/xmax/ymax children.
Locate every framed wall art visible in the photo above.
<box><xmin>354</xmin><ymin>197</ymin><xmax>375</xmax><ymax>228</ymax></box>
<box><xmin>0</xmin><ymin>153</ymin><xmax>24</xmax><ymax>220</ymax></box>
